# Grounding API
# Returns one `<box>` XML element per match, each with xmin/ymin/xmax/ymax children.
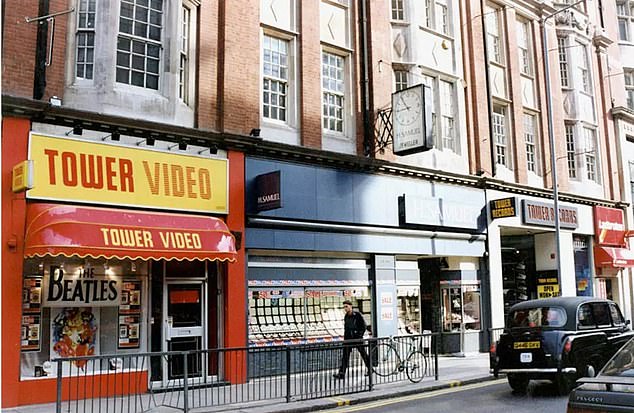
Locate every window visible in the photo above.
<box><xmin>75</xmin><ymin>0</ymin><xmax>96</xmax><ymax>79</ymax></box>
<box><xmin>392</xmin><ymin>0</ymin><xmax>404</xmax><ymax>20</ymax></box>
<box><xmin>116</xmin><ymin>0</ymin><xmax>163</xmax><ymax>90</ymax></box>
<box><xmin>558</xmin><ymin>37</ymin><xmax>569</xmax><ymax>88</ymax></box>
<box><xmin>422</xmin><ymin>74</ymin><xmax>458</xmax><ymax>153</ymax></box>
<box><xmin>584</xmin><ymin>127</ymin><xmax>597</xmax><ymax>182</ymax></box>
<box><xmin>617</xmin><ymin>2</ymin><xmax>631</xmax><ymax>41</ymax></box>
<box><xmin>322</xmin><ymin>51</ymin><xmax>345</xmax><ymax>133</ymax></box>
<box><xmin>263</xmin><ymin>35</ymin><xmax>289</xmax><ymax>122</ymax></box>
<box><xmin>423</xmin><ymin>0</ymin><xmax>450</xmax><ymax>35</ymax></box>
<box><xmin>394</xmin><ymin>70</ymin><xmax>408</xmax><ymax>91</ymax></box>
<box><xmin>578</xmin><ymin>42</ymin><xmax>591</xmax><ymax>93</ymax></box>
<box><xmin>178</xmin><ymin>5</ymin><xmax>190</xmax><ymax>103</ymax></box>
<box><xmin>566</xmin><ymin>124</ymin><xmax>577</xmax><ymax>178</ymax></box>
<box><xmin>524</xmin><ymin>113</ymin><xmax>537</xmax><ymax>173</ymax></box>
<box><xmin>516</xmin><ymin>20</ymin><xmax>533</xmax><ymax>76</ymax></box>
<box><xmin>625</xmin><ymin>70</ymin><xmax>634</xmax><ymax>110</ymax></box>
<box><xmin>486</xmin><ymin>7</ymin><xmax>503</xmax><ymax>65</ymax></box>
<box><xmin>440</xmin><ymin>80</ymin><xmax>455</xmax><ymax>151</ymax></box>
<box><xmin>493</xmin><ymin>105</ymin><xmax>508</xmax><ymax>166</ymax></box>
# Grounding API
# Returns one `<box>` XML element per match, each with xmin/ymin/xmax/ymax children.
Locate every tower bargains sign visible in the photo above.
<box><xmin>27</xmin><ymin>133</ymin><xmax>228</xmax><ymax>214</ymax></box>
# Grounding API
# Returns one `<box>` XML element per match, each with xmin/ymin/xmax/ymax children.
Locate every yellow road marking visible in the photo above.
<box><xmin>329</xmin><ymin>379</ymin><xmax>506</xmax><ymax>411</ymax></box>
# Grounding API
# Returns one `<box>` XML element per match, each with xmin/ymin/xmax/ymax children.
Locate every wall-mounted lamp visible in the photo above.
<box><xmin>178</xmin><ymin>142</ymin><xmax>187</xmax><ymax>151</ymax></box>
<box><xmin>65</xmin><ymin>124</ymin><xmax>83</xmax><ymax>136</ymax></box>
<box><xmin>102</xmin><ymin>131</ymin><xmax>121</xmax><ymax>141</ymax></box>
<box><xmin>249</xmin><ymin>128</ymin><xmax>261</xmax><ymax>137</ymax></box>
<box><xmin>49</xmin><ymin>96</ymin><xmax>62</xmax><ymax>106</ymax></box>
<box><xmin>209</xmin><ymin>144</ymin><xmax>218</xmax><ymax>154</ymax></box>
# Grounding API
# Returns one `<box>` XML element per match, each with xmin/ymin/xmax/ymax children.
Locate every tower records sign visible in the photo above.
<box><xmin>43</xmin><ymin>266</ymin><xmax>122</xmax><ymax>307</ymax></box>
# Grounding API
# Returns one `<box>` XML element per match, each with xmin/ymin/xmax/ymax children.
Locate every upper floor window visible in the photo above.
<box><xmin>524</xmin><ymin>113</ymin><xmax>538</xmax><ymax>173</ymax></box>
<box><xmin>565</xmin><ymin>124</ymin><xmax>577</xmax><ymax>178</ymax></box>
<box><xmin>116</xmin><ymin>0</ymin><xmax>163</xmax><ymax>90</ymax></box>
<box><xmin>394</xmin><ymin>70</ymin><xmax>408</xmax><ymax>91</ymax></box>
<box><xmin>392</xmin><ymin>0</ymin><xmax>404</xmax><ymax>21</ymax></box>
<box><xmin>625</xmin><ymin>69</ymin><xmax>634</xmax><ymax>110</ymax></box>
<box><xmin>558</xmin><ymin>37</ymin><xmax>570</xmax><ymax>88</ymax></box>
<box><xmin>577</xmin><ymin>42</ymin><xmax>591</xmax><ymax>94</ymax></box>
<box><xmin>75</xmin><ymin>0</ymin><xmax>97</xmax><ymax>80</ymax></box>
<box><xmin>485</xmin><ymin>6</ymin><xmax>504</xmax><ymax>65</ymax></box>
<box><xmin>423</xmin><ymin>0</ymin><xmax>450</xmax><ymax>36</ymax></box>
<box><xmin>493</xmin><ymin>104</ymin><xmax>508</xmax><ymax>167</ymax></box>
<box><xmin>422</xmin><ymin>74</ymin><xmax>458</xmax><ymax>153</ymax></box>
<box><xmin>322</xmin><ymin>51</ymin><xmax>345</xmax><ymax>133</ymax></box>
<box><xmin>516</xmin><ymin>20</ymin><xmax>533</xmax><ymax>76</ymax></box>
<box><xmin>617</xmin><ymin>1</ymin><xmax>633</xmax><ymax>41</ymax></box>
<box><xmin>179</xmin><ymin>5</ymin><xmax>191</xmax><ymax>103</ymax></box>
<box><xmin>583</xmin><ymin>127</ymin><xmax>598</xmax><ymax>182</ymax></box>
<box><xmin>263</xmin><ymin>35</ymin><xmax>289</xmax><ymax>122</ymax></box>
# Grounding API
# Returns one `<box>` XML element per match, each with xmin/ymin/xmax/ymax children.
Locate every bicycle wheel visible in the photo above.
<box><xmin>371</xmin><ymin>343</ymin><xmax>399</xmax><ymax>376</ymax></box>
<box><xmin>405</xmin><ymin>350</ymin><xmax>426</xmax><ymax>383</ymax></box>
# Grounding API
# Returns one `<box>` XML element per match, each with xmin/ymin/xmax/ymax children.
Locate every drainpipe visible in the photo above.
<box><xmin>359</xmin><ymin>0</ymin><xmax>372</xmax><ymax>156</ymax></box>
<box><xmin>33</xmin><ymin>0</ymin><xmax>50</xmax><ymax>100</ymax></box>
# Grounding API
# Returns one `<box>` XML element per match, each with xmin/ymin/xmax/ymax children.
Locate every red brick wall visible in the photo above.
<box><xmin>299</xmin><ymin>0</ymin><xmax>322</xmax><ymax>149</ymax></box>
<box><xmin>197</xmin><ymin>1</ymin><xmax>220</xmax><ymax>131</ymax></box>
<box><xmin>218</xmin><ymin>0</ymin><xmax>260</xmax><ymax>135</ymax></box>
<box><xmin>2</xmin><ymin>0</ymin><xmax>68</xmax><ymax>100</ymax></box>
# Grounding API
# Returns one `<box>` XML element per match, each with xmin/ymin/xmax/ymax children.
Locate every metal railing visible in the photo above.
<box><xmin>54</xmin><ymin>334</ymin><xmax>439</xmax><ymax>413</ymax></box>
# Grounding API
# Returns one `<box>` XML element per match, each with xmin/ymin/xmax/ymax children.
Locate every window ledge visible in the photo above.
<box><xmin>418</xmin><ymin>25</ymin><xmax>454</xmax><ymax>42</ymax></box>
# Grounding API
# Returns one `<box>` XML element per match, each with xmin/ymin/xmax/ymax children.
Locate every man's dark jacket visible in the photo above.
<box><xmin>344</xmin><ymin>310</ymin><xmax>367</xmax><ymax>339</ymax></box>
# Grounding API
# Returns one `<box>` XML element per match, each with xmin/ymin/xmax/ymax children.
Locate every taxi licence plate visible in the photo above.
<box><xmin>513</xmin><ymin>341</ymin><xmax>540</xmax><ymax>349</ymax></box>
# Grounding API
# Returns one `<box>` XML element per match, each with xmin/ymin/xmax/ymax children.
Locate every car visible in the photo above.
<box><xmin>490</xmin><ymin>296</ymin><xmax>633</xmax><ymax>395</ymax></box>
<box><xmin>567</xmin><ymin>336</ymin><xmax>634</xmax><ymax>412</ymax></box>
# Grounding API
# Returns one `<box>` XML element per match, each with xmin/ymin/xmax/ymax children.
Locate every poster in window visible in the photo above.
<box><xmin>21</xmin><ymin>314</ymin><xmax>41</xmax><ymax>351</ymax></box>
<box><xmin>50</xmin><ymin>307</ymin><xmax>99</xmax><ymax>369</ymax></box>
<box><xmin>22</xmin><ymin>276</ymin><xmax>42</xmax><ymax>314</ymax></box>
<box><xmin>119</xmin><ymin>280</ymin><xmax>142</xmax><ymax>314</ymax></box>
<box><xmin>118</xmin><ymin>314</ymin><xmax>140</xmax><ymax>348</ymax></box>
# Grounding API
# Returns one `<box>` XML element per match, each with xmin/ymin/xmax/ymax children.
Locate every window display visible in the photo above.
<box><xmin>441</xmin><ymin>282</ymin><xmax>481</xmax><ymax>332</ymax></box>
<box><xmin>248</xmin><ymin>287</ymin><xmax>371</xmax><ymax>345</ymax></box>
<box><xmin>397</xmin><ymin>287</ymin><xmax>420</xmax><ymax>335</ymax></box>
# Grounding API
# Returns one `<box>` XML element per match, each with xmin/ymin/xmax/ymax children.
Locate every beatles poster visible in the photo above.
<box><xmin>50</xmin><ymin>307</ymin><xmax>99</xmax><ymax>369</ymax></box>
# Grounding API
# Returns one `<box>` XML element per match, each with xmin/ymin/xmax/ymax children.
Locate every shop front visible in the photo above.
<box><xmin>487</xmin><ymin>191</ymin><xmax>595</xmax><ymax>328</ymax></box>
<box><xmin>592</xmin><ymin>206</ymin><xmax>633</xmax><ymax>318</ymax></box>
<box><xmin>244</xmin><ymin>157</ymin><xmax>487</xmax><ymax>354</ymax></box>
<box><xmin>3</xmin><ymin>123</ymin><xmax>244</xmax><ymax>406</ymax></box>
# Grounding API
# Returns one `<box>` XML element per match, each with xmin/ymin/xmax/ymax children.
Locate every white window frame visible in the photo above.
<box><xmin>116</xmin><ymin>0</ymin><xmax>164</xmax><ymax>90</ymax></box>
<box><xmin>577</xmin><ymin>41</ymin><xmax>591</xmax><ymax>94</ymax></box>
<box><xmin>321</xmin><ymin>50</ymin><xmax>347</xmax><ymax>135</ymax></box>
<box><xmin>516</xmin><ymin>19</ymin><xmax>533</xmax><ymax>76</ymax></box>
<box><xmin>524</xmin><ymin>112</ymin><xmax>538</xmax><ymax>174</ymax></box>
<box><xmin>617</xmin><ymin>1</ymin><xmax>632</xmax><ymax>42</ymax></box>
<box><xmin>625</xmin><ymin>69</ymin><xmax>634</xmax><ymax>110</ymax></box>
<box><xmin>423</xmin><ymin>0</ymin><xmax>451</xmax><ymax>36</ymax></box>
<box><xmin>493</xmin><ymin>104</ymin><xmax>509</xmax><ymax>167</ymax></box>
<box><xmin>262</xmin><ymin>34</ymin><xmax>291</xmax><ymax>124</ymax></box>
<box><xmin>565</xmin><ymin>123</ymin><xmax>577</xmax><ymax>179</ymax></box>
<box><xmin>178</xmin><ymin>4</ymin><xmax>192</xmax><ymax>104</ymax></box>
<box><xmin>75</xmin><ymin>0</ymin><xmax>97</xmax><ymax>80</ymax></box>
<box><xmin>486</xmin><ymin>5</ymin><xmax>504</xmax><ymax>66</ymax></box>
<box><xmin>558</xmin><ymin>37</ymin><xmax>570</xmax><ymax>88</ymax></box>
<box><xmin>583</xmin><ymin>127</ymin><xmax>598</xmax><ymax>182</ymax></box>
<box><xmin>422</xmin><ymin>73</ymin><xmax>459</xmax><ymax>154</ymax></box>
<box><xmin>391</xmin><ymin>0</ymin><xmax>405</xmax><ymax>21</ymax></box>
<box><xmin>394</xmin><ymin>69</ymin><xmax>408</xmax><ymax>91</ymax></box>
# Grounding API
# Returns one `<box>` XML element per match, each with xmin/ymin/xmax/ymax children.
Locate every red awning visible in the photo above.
<box><xmin>24</xmin><ymin>203</ymin><xmax>236</xmax><ymax>262</ymax></box>
<box><xmin>594</xmin><ymin>246</ymin><xmax>634</xmax><ymax>267</ymax></box>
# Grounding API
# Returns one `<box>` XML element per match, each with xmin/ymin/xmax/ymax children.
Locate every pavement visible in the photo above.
<box><xmin>4</xmin><ymin>352</ymin><xmax>495</xmax><ymax>413</ymax></box>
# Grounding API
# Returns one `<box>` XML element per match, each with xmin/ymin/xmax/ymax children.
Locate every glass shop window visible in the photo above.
<box><xmin>397</xmin><ymin>287</ymin><xmax>421</xmax><ymax>335</ymax></box>
<box><xmin>441</xmin><ymin>284</ymin><xmax>481</xmax><ymax>332</ymax></box>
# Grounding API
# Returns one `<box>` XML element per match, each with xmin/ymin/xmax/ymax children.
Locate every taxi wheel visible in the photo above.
<box><xmin>507</xmin><ymin>374</ymin><xmax>529</xmax><ymax>393</ymax></box>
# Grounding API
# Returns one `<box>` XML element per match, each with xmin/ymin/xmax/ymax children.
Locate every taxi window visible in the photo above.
<box><xmin>592</xmin><ymin>303</ymin><xmax>612</xmax><ymax>327</ymax></box>
<box><xmin>578</xmin><ymin>303</ymin><xmax>595</xmax><ymax>328</ymax></box>
<box><xmin>509</xmin><ymin>307</ymin><xmax>566</xmax><ymax>328</ymax></box>
<box><xmin>610</xmin><ymin>303</ymin><xmax>625</xmax><ymax>326</ymax></box>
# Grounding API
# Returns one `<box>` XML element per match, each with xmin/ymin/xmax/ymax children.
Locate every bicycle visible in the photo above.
<box><xmin>370</xmin><ymin>335</ymin><xmax>428</xmax><ymax>383</ymax></box>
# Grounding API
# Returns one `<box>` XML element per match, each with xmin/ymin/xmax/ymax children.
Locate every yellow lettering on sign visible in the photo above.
<box><xmin>28</xmin><ymin>134</ymin><xmax>228</xmax><ymax>213</ymax></box>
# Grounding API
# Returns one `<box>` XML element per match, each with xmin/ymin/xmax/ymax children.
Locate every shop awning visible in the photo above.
<box><xmin>24</xmin><ymin>203</ymin><xmax>237</xmax><ymax>262</ymax></box>
<box><xmin>594</xmin><ymin>246</ymin><xmax>634</xmax><ymax>267</ymax></box>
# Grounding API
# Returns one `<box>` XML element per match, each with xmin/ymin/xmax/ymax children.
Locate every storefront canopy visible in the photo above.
<box><xmin>594</xmin><ymin>246</ymin><xmax>634</xmax><ymax>268</ymax></box>
<box><xmin>24</xmin><ymin>203</ymin><xmax>236</xmax><ymax>262</ymax></box>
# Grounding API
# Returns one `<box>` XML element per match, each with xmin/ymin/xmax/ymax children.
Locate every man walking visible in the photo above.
<box><xmin>334</xmin><ymin>300</ymin><xmax>371</xmax><ymax>379</ymax></box>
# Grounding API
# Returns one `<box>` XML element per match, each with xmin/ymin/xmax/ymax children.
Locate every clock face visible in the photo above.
<box><xmin>394</xmin><ymin>89</ymin><xmax>422</xmax><ymax>126</ymax></box>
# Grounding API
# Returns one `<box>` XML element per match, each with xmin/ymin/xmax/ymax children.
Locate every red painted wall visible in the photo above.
<box><xmin>2</xmin><ymin>117</ymin><xmax>30</xmax><ymax>407</ymax></box>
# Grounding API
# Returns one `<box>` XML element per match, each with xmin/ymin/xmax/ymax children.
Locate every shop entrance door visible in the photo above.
<box><xmin>163</xmin><ymin>281</ymin><xmax>206</xmax><ymax>383</ymax></box>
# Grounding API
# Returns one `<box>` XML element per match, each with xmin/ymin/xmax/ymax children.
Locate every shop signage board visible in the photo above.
<box><xmin>27</xmin><ymin>133</ymin><xmax>228</xmax><ymax>214</ymax></box>
<box><xmin>537</xmin><ymin>272</ymin><xmax>560</xmax><ymax>298</ymax></box>
<box><xmin>399</xmin><ymin>194</ymin><xmax>482</xmax><ymax>230</ymax></box>
<box><xmin>490</xmin><ymin>197</ymin><xmax>517</xmax><ymax>219</ymax></box>
<box><xmin>42</xmin><ymin>266</ymin><xmax>122</xmax><ymax>307</ymax></box>
<box><xmin>522</xmin><ymin>200</ymin><xmax>578</xmax><ymax>229</ymax></box>
<box><xmin>392</xmin><ymin>84</ymin><xmax>434</xmax><ymax>155</ymax></box>
<box><xmin>593</xmin><ymin>206</ymin><xmax>626</xmax><ymax>247</ymax></box>
<box><xmin>255</xmin><ymin>170</ymin><xmax>281</xmax><ymax>211</ymax></box>
<box><xmin>12</xmin><ymin>160</ymin><xmax>33</xmax><ymax>192</ymax></box>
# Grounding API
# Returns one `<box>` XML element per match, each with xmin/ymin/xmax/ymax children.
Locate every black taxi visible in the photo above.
<box><xmin>491</xmin><ymin>296</ymin><xmax>633</xmax><ymax>395</ymax></box>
